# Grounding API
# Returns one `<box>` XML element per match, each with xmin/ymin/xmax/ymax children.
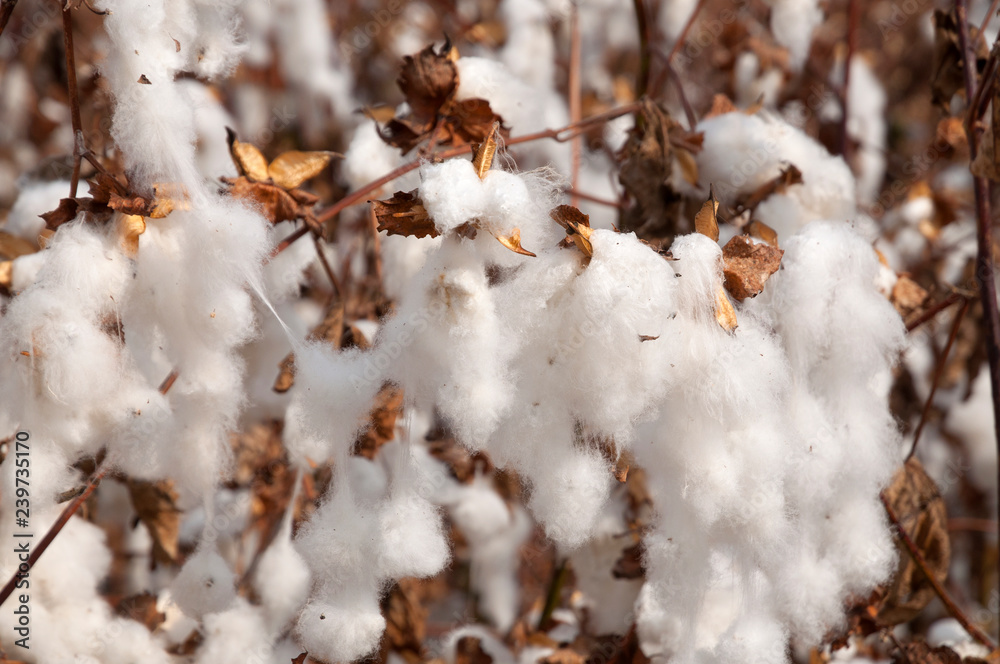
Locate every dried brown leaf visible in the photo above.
<box><xmin>493</xmin><ymin>227</ymin><xmax>536</xmax><ymax>257</ymax></box>
<box><xmin>116</xmin><ymin>592</ymin><xmax>165</xmax><ymax>632</ymax></box>
<box><xmin>472</xmin><ymin>123</ymin><xmax>500</xmax><ymax>179</ymax></box>
<box><xmin>746</xmin><ymin>220</ymin><xmax>779</xmax><ymax>248</ymax></box>
<box><xmin>704</xmin><ymin>94</ymin><xmax>738</xmax><ymax>119</ymax></box>
<box><xmin>721</xmin><ymin>235</ymin><xmax>784</xmax><ymax>300</ymax></box>
<box><xmin>617</xmin><ymin>100</ymin><xmax>684</xmax><ymax>236</ymax></box>
<box><xmin>398</xmin><ymin>42</ymin><xmax>459</xmax><ymax>120</ymax></box>
<box><xmin>550</xmin><ymin>205</ymin><xmax>594</xmax><ymax>257</ymax></box>
<box><xmin>126</xmin><ymin>479</ymin><xmax>181</xmax><ymax>564</ymax></box>
<box><xmin>40</xmin><ymin>198</ymin><xmax>81</xmax><ymax>231</ymax></box>
<box><xmin>675</xmin><ymin>148</ymin><xmax>699</xmax><ymax>186</ymax></box>
<box><xmin>877</xmin><ymin>458</ymin><xmax>950</xmax><ymax>626</ymax></box>
<box><xmin>455</xmin><ymin>636</ymin><xmax>494</xmax><ymax>664</ymax></box>
<box><xmin>891</xmin><ymin>276</ymin><xmax>929</xmax><ymax>318</ymax></box>
<box><xmin>372</xmin><ymin>190</ymin><xmax>439</xmax><ymax>239</ymax></box>
<box><xmin>694</xmin><ymin>188</ymin><xmax>720</xmax><ymax>242</ymax></box>
<box><xmin>739</xmin><ymin>165</ymin><xmax>803</xmax><ymax>212</ymax></box>
<box><xmin>226</xmin><ymin>127</ymin><xmax>270</xmax><ymax>182</ymax></box>
<box><xmin>891</xmin><ymin>641</ymin><xmax>963</xmax><ymax>664</ymax></box>
<box><xmin>226</xmin><ymin>176</ymin><xmax>306</xmax><ymax>224</ymax></box>
<box><xmin>613</xmin><ymin>543</ymin><xmax>645</xmax><ymax>580</ymax></box>
<box><xmin>268</xmin><ymin>151</ymin><xmax>338</xmax><ymax>190</ymax></box>
<box><xmin>355</xmin><ymin>383</ymin><xmax>404</xmax><ymax>459</ymax></box>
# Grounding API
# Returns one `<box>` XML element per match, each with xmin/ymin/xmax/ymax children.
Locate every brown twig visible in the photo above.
<box><xmin>367</xmin><ymin>205</ymin><xmax>383</xmax><ymax>287</ymax></box>
<box><xmin>906</xmin><ymin>291</ymin><xmax>966</xmax><ymax>332</ymax></box>
<box><xmin>840</xmin><ymin>0</ymin><xmax>860</xmax><ymax>163</ymax></box>
<box><xmin>880</xmin><ymin>491</ymin><xmax>998</xmax><ymax>650</ymax></box>
<box><xmin>312</xmin><ymin>235</ymin><xmax>342</xmax><ymax>297</ymax></box>
<box><xmin>980</xmin><ymin>0</ymin><xmax>1000</xmax><ymax>35</ymax></box>
<box><xmin>563</xmin><ymin>187</ymin><xmax>624</xmax><ymax>208</ymax></box>
<box><xmin>666</xmin><ymin>62</ymin><xmax>698</xmax><ymax>129</ymax></box>
<box><xmin>665</xmin><ymin>0</ymin><xmax>708</xmax><ymax>67</ymax></box>
<box><xmin>61</xmin><ymin>5</ymin><xmax>83</xmax><ymax>199</ymax></box>
<box><xmin>537</xmin><ymin>557</ymin><xmax>569</xmax><ymax>631</ymax></box>
<box><xmin>956</xmin><ymin>3</ymin><xmax>1000</xmax><ymax>617</ymax></box>
<box><xmin>632</xmin><ymin>0</ymin><xmax>651</xmax><ymax>100</ymax></box>
<box><xmin>948</xmin><ymin>517</ymin><xmax>999</xmax><ymax>533</ymax></box>
<box><xmin>906</xmin><ymin>296</ymin><xmax>970</xmax><ymax>460</ymax></box>
<box><xmin>0</xmin><ymin>0</ymin><xmax>18</xmax><ymax>41</ymax></box>
<box><xmin>271</xmin><ymin>102</ymin><xmax>642</xmax><ymax>257</ymax></box>
<box><xmin>568</xmin><ymin>2</ymin><xmax>582</xmax><ymax>209</ymax></box>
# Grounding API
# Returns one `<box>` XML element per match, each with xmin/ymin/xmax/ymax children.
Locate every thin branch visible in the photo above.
<box><xmin>568</xmin><ymin>2</ymin><xmax>582</xmax><ymax>209</ymax></box>
<box><xmin>980</xmin><ymin>0</ymin><xmax>1000</xmax><ymax>36</ymax></box>
<box><xmin>563</xmin><ymin>187</ymin><xmax>624</xmax><ymax>208</ymax></box>
<box><xmin>906</xmin><ymin>296</ymin><xmax>970</xmax><ymax>460</ymax></box>
<box><xmin>537</xmin><ymin>558</ymin><xmax>569</xmax><ymax>630</ymax></box>
<box><xmin>665</xmin><ymin>0</ymin><xmax>708</xmax><ymax>67</ymax></box>
<box><xmin>666</xmin><ymin>62</ymin><xmax>697</xmax><ymax>129</ymax></box>
<box><xmin>271</xmin><ymin>102</ymin><xmax>642</xmax><ymax>257</ymax></box>
<box><xmin>367</xmin><ymin>204</ymin><xmax>383</xmax><ymax>287</ymax></box>
<box><xmin>955</xmin><ymin>4</ymin><xmax>1000</xmax><ymax>622</ymax></box>
<box><xmin>632</xmin><ymin>0</ymin><xmax>651</xmax><ymax>100</ymax></box>
<box><xmin>948</xmin><ymin>517</ymin><xmax>999</xmax><ymax>533</ymax></box>
<box><xmin>840</xmin><ymin>0</ymin><xmax>860</xmax><ymax>162</ymax></box>
<box><xmin>61</xmin><ymin>5</ymin><xmax>83</xmax><ymax>199</ymax></box>
<box><xmin>312</xmin><ymin>235</ymin><xmax>342</xmax><ymax>298</ymax></box>
<box><xmin>906</xmin><ymin>291</ymin><xmax>966</xmax><ymax>332</ymax></box>
<box><xmin>0</xmin><ymin>0</ymin><xmax>18</xmax><ymax>41</ymax></box>
<box><xmin>880</xmin><ymin>491</ymin><xmax>998</xmax><ymax>650</ymax></box>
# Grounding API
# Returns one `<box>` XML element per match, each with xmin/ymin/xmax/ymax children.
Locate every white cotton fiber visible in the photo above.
<box><xmin>195</xmin><ymin>598</ymin><xmax>273</xmax><ymax>664</ymax></box>
<box><xmin>420</xmin><ymin>159</ymin><xmax>492</xmax><ymax>233</ymax></box>
<box><xmin>253</xmin><ymin>521</ymin><xmax>312</xmax><ymax>632</ymax></box>
<box><xmin>688</xmin><ymin>112</ymin><xmax>856</xmax><ymax>239</ymax></box>
<box><xmin>170</xmin><ymin>548</ymin><xmax>237</xmax><ymax>619</ymax></box>
<box><xmin>378</xmin><ymin>491</ymin><xmax>450</xmax><ymax>579</ymax></box>
<box><xmin>295</xmin><ymin>588</ymin><xmax>387</xmax><ymax>664</ymax></box>
<box><xmin>767</xmin><ymin>0</ymin><xmax>823</xmax><ymax>71</ymax></box>
<box><xmin>2</xmin><ymin>179</ymin><xmax>69</xmax><ymax>241</ymax></box>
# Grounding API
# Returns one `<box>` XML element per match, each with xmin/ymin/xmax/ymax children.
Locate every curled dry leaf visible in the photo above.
<box><xmin>472</xmin><ymin>122</ymin><xmax>500</xmax><ymax>179</ymax></box>
<box><xmin>721</xmin><ymin>235</ymin><xmax>784</xmax><ymax>301</ymax></box>
<box><xmin>493</xmin><ymin>227</ymin><xmax>536</xmax><ymax>257</ymax></box>
<box><xmin>268</xmin><ymin>150</ymin><xmax>338</xmax><ymax>190</ymax></box>
<box><xmin>876</xmin><ymin>458</ymin><xmax>950</xmax><ymax>626</ymax></box>
<box><xmin>355</xmin><ymin>383</ymin><xmax>404</xmax><ymax>460</ymax></box>
<box><xmin>613</xmin><ymin>543</ymin><xmax>645</xmax><ymax>580</ymax></box>
<box><xmin>694</xmin><ymin>187</ymin><xmax>720</xmax><ymax>242</ymax></box>
<box><xmin>126</xmin><ymin>478</ymin><xmax>181</xmax><ymax>565</ymax></box>
<box><xmin>617</xmin><ymin>100</ymin><xmax>683</xmax><ymax>237</ymax></box>
<box><xmin>380</xmin><ymin>41</ymin><xmax>506</xmax><ymax>154</ymax></box>
<box><xmin>226</xmin><ymin>127</ymin><xmax>269</xmax><ymax>182</ymax></box>
<box><xmin>550</xmin><ymin>204</ymin><xmax>593</xmax><ymax>258</ymax></box>
<box><xmin>224</xmin><ymin>176</ymin><xmax>308</xmax><ymax>225</ymax></box>
<box><xmin>371</xmin><ymin>190</ymin><xmax>439</xmax><ymax>239</ymax></box>
<box><xmin>40</xmin><ymin>198</ymin><xmax>82</xmax><ymax>231</ymax></box>
<box><xmin>746</xmin><ymin>220</ymin><xmax>779</xmax><ymax>248</ymax></box>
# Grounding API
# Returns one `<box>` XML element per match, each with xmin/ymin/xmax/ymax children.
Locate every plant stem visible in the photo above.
<box><xmin>880</xmin><ymin>491</ymin><xmax>997</xmax><ymax>649</ymax></box>
<box><xmin>632</xmin><ymin>0</ymin><xmax>651</xmax><ymax>100</ymax></box>
<box><xmin>568</xmin><ymin>2</ymin><xmax>582</xmax><ymax>209</ymax></box>
<box><xmin>955</xmin><ymin>3</ymin><xmax>1000</xmax><ymax>632</ymax></box>
<box><xmin>0</xmin><ymin>0</ymin><xmax>18</xmax><ymax>41</ymax></box>
<box><xmin>61</xmin><ymin>4</ymin><xmax>83</xmax><ymax>199</ymax></box>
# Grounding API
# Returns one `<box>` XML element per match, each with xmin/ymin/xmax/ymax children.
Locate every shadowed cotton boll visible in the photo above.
<box><xmin>170</xmin><ymin>547</ymin><xmax>237</xmax><ymax>619</ymax></box>
<box><xmin>195</xmin><ymin>598</ymin><xmax>273</xmax><ymax>664</ymax></box>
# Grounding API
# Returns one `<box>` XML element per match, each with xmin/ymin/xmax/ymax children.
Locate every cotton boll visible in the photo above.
<box><xmin>294</xmin><ymin>483</ymin><xmax>381</xmax><ymax>585</ymax></box>
<box><xmin>527</xmin><ymin>447</ymin><xmax>611</xmax><ymax>550</ymax></box>
<box><xmin>196</xmin><ymin>598</ymin><xmax>273</xmax><ymax>664</ymax></box>
<box><xmin>295</xmin><ymin>587</ymin><xmax>387</xmax><ymax>664</ymax></box>
<box><xmin>2</xmin><ymin>179</ymin><xmax>69</xmax><ymax>241</ymax></box>
<box><xmin>689</xmin><ymin>112</ymin><xmax>856</xmax><ymax>239</ymax></box>
<box><xmin>767</xmin><ymin>0</ymin><xmax>823</xmax><ymax>71</ymax></box>
<box><xmin>170</xmin><ymin>547</ymin><xmax>237</xmax><ymax>619</ymax></box>
<box><xmin>420</xmin><ymin>158</ymin><xmax>491</xmax><ymax>234</ymax></box>
<box><xmin>713</xmin><ymin>613</ymin><xmax>789</xmax><ymax>664</ymax></box>
<box><xmin>253</xmin><ymin>523</ymin><xmax>312</xmax><ymax>632</ymax></box>
<box><xmin>285</xmin><ymin>344</ymin><xmax>385</xmax><ymax>464</ymax></box>
<box><xmin>377</xmin><ymin>490</ymin><xmax>450</xmax><ymax>579</ymax></box>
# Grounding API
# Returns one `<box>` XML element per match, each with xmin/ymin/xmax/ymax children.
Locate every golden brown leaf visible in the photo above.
<box><xmin>704</xmin><ymin>94</ymin><xmax>738</xmax><ymax>119</ymax></box>
<box><xmin>472</xmin><ymin>122</ymin><xmax>501</xmax><ymax>179</ymax></box>
<box><xmin>149</xmin><ymin>182</ymin><xmax>189</xmax><ymax>218</ymax></box>
<box><xmin>0</xmin><ymin>261</ymin><xmax>12</xmax><ymax>290</ymax></box>
<box><xmin>877</xmin><ymin>458</ymin><xmax>950</xmax><ymax>626</ymax></box>
<box><xmin>107</xmin><ymin>192</ymin><xmax>153</xmax><ymax>216</ymax></box>
<box><xmin>714</xmin><ymin>284</ymin><xmax>738</xmax><ymax>332</ymax></box>
<box><xmin>117</xmin><ymin>214</ymin><xmax>146</xmax><ymax>256</ymax></box>
<box><xmin>226</xmin><ymin>176</ymin><xmax>306</xmax><ymax>224</ymax></box>
<box><xmin>746</xmin><ymin>220</ymin><xmax>779</xmax><ymax>248</ymax></box>
<box><xmin>493</xmin><ymin>227</ymin><xmax>536</xmax><ymax>257</ymax></box>
<box><xmin>268</xmin><ymin>151</ymin><xmax>338</xmax><ymax>190</ymax></box>
<box><xmin>550</xmin><ymin>205</ymin><xmax>594</xmax><ymax>257</ymax></box>
<box><xmin>675</xmin><ymin>148</ymin><xmax>699</xmax><ymax>186</ymax></box>
<box><xmin>384</xmin><ymin>578</ymin><xmax>428</xmax><ymax>655</ymax></box>
<box><xmin>371</xmin><ymin>190</ymin><xmax>439</xmax><ymax>239</ymax></box>
<box><xmin>126</xmin><ymin>479</ymin><xmax>181</xmax><ymax>564</ymax></box>
<box><xmin>226</xmin><ymin>127</ymin><xmax>269</xmax><ymax>182</ymax></box>
<box><xmin>355</xmin><ymin>383</ymin><xmax>404</xmax><ymax>459</ymax></box>
<box><xmin>721</xmin><ymin>235</ymin><xmax>784</xmax><ymax>300</ymax></box>
<box><xmin>694</xmin><ymin>188</ymin><xmax>720</xmax><ymax>242</ymax></box>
